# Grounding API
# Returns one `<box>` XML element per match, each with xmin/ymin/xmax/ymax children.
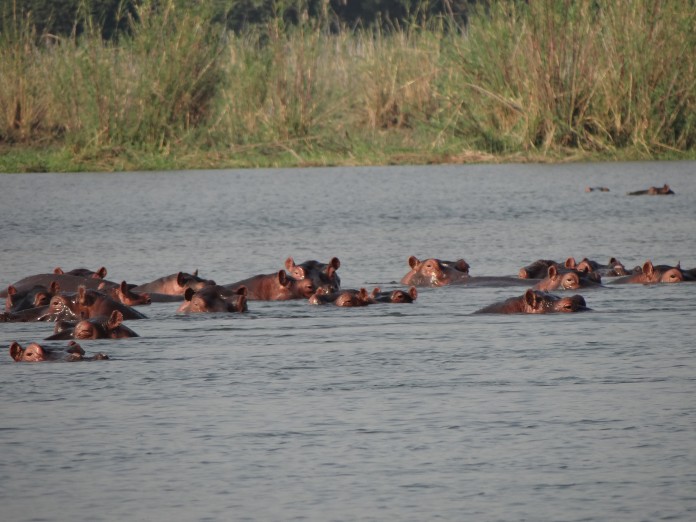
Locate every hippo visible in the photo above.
<box><xmin>177</xmin><ymin>285</ymin><xmax>248</xmax><ymax>313</ymax></box>
<box><xmin>5</xmin><ymin>281</ymin><xmax>60</xmax><ymax>312</ymax></box>
<box><xmin>627</xmin><ymin>183</ymin><xmax>675</xmax><ymax>195</ymax></box>
<box><xmin>532</xmin><ymin>266</ymin><xmax>603</xmax><ymax>291</ymax></box>
<box><xmin>102</xmin><ymin>281</ymin><xmax>151</xmax><ymax>307</ymax></box>
<box><xmin>400</xmin><ymin>256</ymin><xmax>471</xmax><ymax>287</ymax></box>
<box><xmin>474</xmin><ymin>289</ymin><xmax>590</xmax><ymax>314</ymax></box>
<box><xmin>131</xmin><ymin>271</ymin><xmax>215</xmax><ymax>302</ymax></box>
<box><xmin>308</xmin><ymin>288</ymin><xmax>373</xmax><ymax>307</ymax></box>
<box><xmin>72</xmin><ymin>286</ymin><xmax>147</xmax><ymax>319</ymax></box>
<box><xmin>585</xmin><ymin>186</ymin><xmax>610</xmax><ymax>192</ymax></box>
<box><xmin>46</xmin><ymin>310</ymin><xmax>139</xmax><ymax>340</ymax></box>
<box><xmin>9</xmin><ymin>340</ymin><xmax>108</xmax><ymax>362</ymax></box>
<box><xmin>53</xmin><ymin>266</ymin><xmax>108</xmax><ymax>279</ymax></box>
<box><xmin>0</xmin><ymin>293</ymin><xmax>83</xmax><ymax>323</ymax></box>
<box><xmin>285</xmin><ymin>257</ymin><xmax>341</xmax><ymax>293</ymax></box>
<box><xmin>0</xmin><ymin>272</ymin><xmax>118</xmax><ymax>298</ymax></box>
<box><xmin>518</xmin><ymin>259</ymin><xmax>560</xmax><ymax>279</ymax></box>
<box><xmin>370</xmin><ymin>287</ymin><xmax>418</xmax><ymax>303</ymax></box>
<box><xmin>611</xmin><ymin>260</ymin><xmax>684</xmax><ymax>284</ymax></box>
<box><xmin>222</xmin><ymin>271</ymin><xmax>315</xmax><ymax>300</ymax></box>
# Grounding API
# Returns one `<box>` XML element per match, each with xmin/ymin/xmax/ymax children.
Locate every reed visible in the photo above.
<box><xmin>1</xmin><ymin>0</ymin><xmax>694</xmax><ymax>171</ymax></box>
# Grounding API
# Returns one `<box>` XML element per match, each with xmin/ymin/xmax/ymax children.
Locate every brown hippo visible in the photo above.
<box><xmin>222</xmin><ymin>271</ymin><xmax>315</xmax><ymax>300</ymax></box>
<box><xmin>574</xmin><ymin>257</ymin><xmax>635</xmax><ymax>277</ymax></box>
<box><xmin>369</xmin><ymin>287</ymin><xmax>418</xmax><ymax>304</ymax></box>
<box><xmin>309</xmin><ymin>288</ymin><xmax>373</xmax><ymax>307</ymax></box>
<box><xmin>177</xmin><ymin>285</ymin><xmax>248</xmax><ymax>313</ymax></box>
<box><xmin>400</xmin><ymin>256</ymin><xmax>470</xmax><ymax>287</ymax></box>
<box><xmin>475</xmin><ymin>290</ymin><xmax>589</xmax><ymax>314</ymax></box>
<box><xmin>518</xmin><ymin>259</ymin><xmax>560</xmax><ymax>279</ymax></box>
<box><xmin>9</xmin><ymin>340</ymin><xmax>108</xmax><ymax>362</ymax></box>
<box><xmin>5</xmin><ymin>281</ymin><xmax>60</xmax><ymax>312</ymax></box>
<box><xmin>101</xmin><ymin>281</ymin><xmax>151</xmax><ymax>307</ymax></box>
<box><xmin>627</xmin><ymin>183</ymin><xmax>675</xmax><ymax>195</ymax></box>
<box><xmin>285</xmin><ymin>257</ymin><xmax>341</xmax><ymax>293</ymax></box>
<box><xmin>46</xmin><ymin>310</ymin><xmax>139</xmax><ymax>340</ymax></box>
<box><xmin>585</xmin><ymin>186</ymin><xmax>610</xmax><ymax>192</ymax></box>
<box><xmin>611</xmin><ymin>260</ymin><xmax>684</xmax><ymax>284</ymax></box>
<box><xmin>533</xmin><ymin>266</ymin><xmax>603</xmax><ymax>291</ymax></box>
<box><xmin>72</xmin><ymin>286</ymin><xmax>147</xmax><ymax>319</ymax></box>
<box><xmin>0</xmin><ymin>272</ymin><xmax>118</xmax><ymax>298</ymax></box>
<box><xmin>131</xmin><ymin>271</ymin><xmax>215</xmax><ymax>302</ymax></box>
<box><xmin>53</xmin><ymin>266</ymin><xmax>108</xmax><ymax>279</ymax></box>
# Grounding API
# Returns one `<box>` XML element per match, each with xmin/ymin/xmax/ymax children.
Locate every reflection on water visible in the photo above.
<box><xmin>1</xmin><ymin>161</ymin><xmax>695</xmax><ymax>521</ymax></box>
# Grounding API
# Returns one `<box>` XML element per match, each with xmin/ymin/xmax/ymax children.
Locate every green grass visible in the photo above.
<box><xmin>1</xmin><ymin>1</ymin><xmax>694</xmax><ymax>173</ymax></box>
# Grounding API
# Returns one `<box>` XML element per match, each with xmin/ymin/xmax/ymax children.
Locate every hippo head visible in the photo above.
<box><xmin>404</xmin><ymin>256</ymin><xmax>469</xmax><ymax>286</ymax></box>
<box><xmin>523</xmin><ymin>289</ymin><xmax>589</xmax><ymax>313</ymax></box>
<box><xmin>285</xmin><ymin>257</ymin><xmax>341</xmax><ymax>294</ymax></box>
<box><xmin>108</xmin><ymin>281</ymin><xmax>151</xmax><ymax>306</ymax></box>
<box><xmin>642</xmin><ymin>261</ymin><xmax>683</xmax><ymax>283</ymax></box>
<box><xmin>177</xmin><ymin>271</ymin><xmax>216</xmax><ymax>293</ymax></box>
<box><xmin>73</xmin><ymin>310</ymin><xmax>125</xmax><ymax>339</ymax></box>
<box><xmin>10</xmin><ymin>341</ymin><xmax>47</xmax><ymax>362</ymax></box>
<box><xmin>334</xmin><ymin>288</ymin><xmax>371</xmax><ymax>307</ymax></box>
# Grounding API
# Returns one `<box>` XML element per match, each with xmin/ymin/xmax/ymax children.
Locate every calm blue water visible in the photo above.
<box><xmin>1</xmin><ymin>162</ymin><xmax>695</xmax><ymax>521</ymax></box>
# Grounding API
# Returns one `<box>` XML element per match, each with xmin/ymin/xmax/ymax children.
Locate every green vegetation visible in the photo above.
<box><xmin>1</xmin><ymin>0</ymin><xmax>695</xmax><ymax>172</ymax></box>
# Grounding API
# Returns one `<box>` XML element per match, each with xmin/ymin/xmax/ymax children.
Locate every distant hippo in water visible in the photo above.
<box><xmin>309</xmin><ymin>288</ymin><xmax>373</xmax><ymax>307</ymax></box>
<box><xmin>9</xmin><ymin>341</ymin><xmax>108</xmax><ymax>362</ymax></box>
<box><xmin>53</xmin><ymin>266</ymin><xmax>108</xmax><ymax>279</ymax></box>
<box><xmin>370</xmin><ymin>287</ymin><xmax>418</xmax><ymax>304</ymax></box>
<box><xmin>177</xmin><ymin>285</ymin><xmax>248</xmax><ymax>313</ymax></box>
<box><xmin>627</xmin><ymin>183</ymin><xmax>674</xmax><ymax>195</ymax></box>
<box><xmin>46</xmin><ymin>310</ymin><xmax>139</xmax><ymax>340</ymax></box>
<box><xmin>131</xmin><ymin>271</ymin><xmax>215</xmax><ymax>301</ymax></box>
<box><xmin>400</xmin><ymin>256</ymin><xmax>470</xmax><ymax>287</ymax></box>
<box><xmin>285</xmin><ymin>257</ymin><xmax>341</xmax><ymax>294</ymax></box>
<box><xmin>585</xmin><ymin>186</ymin><xmax>610</xmax><ymax>192</ymax></box>
<box><xmin>532</xmin><ymin>266</ymin><xmax>603</xmax><ymax>291</ymax></box>
<box><xmin>611</xmin><ymin>260</ymin><xmax>684</xmax><ymax>284</ymax></box>
<box><xmin>223</xmin><ymin>271</ymin><xmax>314</xmax><ymax>300</ymax></box>
<box><xmin>475</xmin><ymin>289</ymin><xmax>590</xmax><ymax>314</ymax></box>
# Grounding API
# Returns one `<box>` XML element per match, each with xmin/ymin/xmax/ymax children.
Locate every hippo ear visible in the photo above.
<box><xmin>95</xmin><ymin>267</ymin><xmax>107</xmax><ymax>279</ymax></box>
<box><xmin>409</xmin><ymin>287</ymin><xmax>418</xmax><ymax>300</ymax></box>
<box><xmin>454</xmin><ymin>259</ymin><xmax>470</xmax><ymax>273</ymax></box>
<box><xmin>642</xmin><ymin>260</ymin><xmax>655</xmax><ymax>276</ymax></box>
<box><xmin>285</xmin><ymin>257</ymin><xmax>296</xmax><ymax>270</ymax></box>
<box><xmin>193</xmin><ymin>269</ymin><xmax>199</xmax><ymax>277</ymax></box>
<box><xmin>9</xmin><ymin>341</ymin><xmax>23</xmax><ymax>361</ymax></box>
<box><xmin>120</xmin><ymin>281</ymin><xmax>129</xmax><ymax>292</ymax></box>
<box><xmin>371</xmin><ymin>287</ymin><xmax>381</xmax><ymax>297</ymax></box>
<box><xmin>524</xmin><ymin>289</ymin><xmax>538</xmax><ymax>308</ymax></box>
<box><xmin>184</xmin><ymin>288</ymin><xmax>195</xmax><ymax>302</ymax></box>
<box><xmin>408</xmin><ymin>256</ymin><xmax>420</xmax><ymax>269</ymax></box>
<box><xmin>609</xmin><ymin>257</ymin><xmax>619</xmax><ymax>265</ymax></box>
<box><xmin>278</xmin><ymin>270</ymin><xmax>289</xmax><ymax>286</ymax></box>
<box><xmin>235</xmin><ymin>285</ymin><xmax>248</xmax><ymax>297</ymax></box>
<box><xmin>176</xmin><ymin>272</ymin><xmax>186</xmax><ymax>287</ymax></box>
<box><xmin>49</xmin><ymin>281</ymin><xmax>60</xmax><ymax>294</ymax></box>
<box><xmin>7</xmin><ymin>285</ymin><xmax>17</xmax><ymax>296</ymax></box>
<box><xmin>548</xmin><ymin>265</ymin><xmax>557</xmax><ymax>278</ymax></box>
<box><xmin>53</xmin><ymin>267</ymin><xmax>65</xmax><ymax>275</ymax></box>
<box><xmin>358</xmin><ymin>288</ymin><xmax>369</xmax><ymax>300</ymax></box>
<box><xmin>329</xmin><ymin>257</ymin><xmax>340</xmax><ymax>270</ymax></box>
<box><xmin>107</xmin><ymin>310</ymin><xmax>124</xmax><ymax>330</ymax></box>
<box><xmin>564</xmin><ymin>257</ymin><xmax>576</xmax><ymax>269</ymax></box>
<box><xmin>77</xmin><ymin>285</ymin><xmax>87</xmax><ymax>303</ymax></box>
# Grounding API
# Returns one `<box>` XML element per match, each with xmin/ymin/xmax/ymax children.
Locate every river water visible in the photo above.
<box><xmin>1</xmin><ymin>162</ymin><xmax>695</xmax><ymax>521</ymax></box>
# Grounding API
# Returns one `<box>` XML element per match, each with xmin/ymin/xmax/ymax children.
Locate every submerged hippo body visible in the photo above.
<box><xmin>611</xmin><ymin>260</ymin><xmax>684</xmax><ymax>284</ymax></box>
<box><xmin>223</xmin><ymin>271</ymin><xmax>314</xmax><ymax>300</ymax></box>
<box><xmin>400</xmin><ymin>256</ymin><xmax>471</xmax><ymax>287</ymax></box>
<box><xmin>475</xmin><ymin>289</ymin><xmax>590</xmax><ymax>314</ymax></box>
<box><xmin>532</xmin><ymin>266</ymin><xmax>603</xmax><ymax>291</ymax></box>
<box><xmin>53</xmin><ymin>266</ymin><xmax>108</xmax><ymax>279</ymax></box>
<box><xmin>0</xmin><ymin>273</ymin><xmax>117</xmax><ymax>298</ymax></box>
<box><xmin>9</xmin><ymin>341</ymin><xmax>108</xmax><ymax>362</ymax></box>
<box><xmin>45</xmin><ymin>310</ymin><xmax>139</xmax><ymax>340</ymax></box>
<box><xmin>370</xmin><ymin>287</ymin><xmax>418</xmax><ymax>304</ymax></box>
<box><xmin>627</xmin><ymin>183</ymin><xmax>675</xmax><ymax>195</ymax></box>
<box><xmin>309</xmin><ymin>288</ymin><xmax>372</xmax><ymax>307</ymax></box>
<box><xmin>131</xmin><ymin>271</ymin><xmax>215</xmax><ymax>301</ymax></box>
<box><xmin>518</xmin><ymin>259</ymin><xmax>560</xmax><ymax>279</ymax></box>
<box><xmin>285</xmin><ymin>257</ymin><xmax>341</xmax><ymax>294</ymax></box>
<box><xmin>177</xmin><ymin>285</ymin><xmax>248</xmax><ymax>313</ymax></box>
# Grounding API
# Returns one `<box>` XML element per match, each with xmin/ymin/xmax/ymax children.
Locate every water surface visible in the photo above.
<box><xmin>1</xmin><ymin>162</ymin><xmax>695</xmax><ymax>521</ymax></box>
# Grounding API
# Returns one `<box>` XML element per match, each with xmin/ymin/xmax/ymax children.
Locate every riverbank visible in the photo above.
<box><xmin>1</xmin><ymin>1</ymin><xmax>694</xmax><ymax>173</ymax></box>
<box><xmin>2</xmin><ymin>141</ymin><xmax>695</xmax><ymax>174</ymax></box>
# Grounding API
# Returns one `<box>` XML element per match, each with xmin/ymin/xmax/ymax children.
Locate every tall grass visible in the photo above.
<box><xmin>1</xmin><ymin>0</ymin><xmax>694</xmax><ymax>169</ymax></box>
